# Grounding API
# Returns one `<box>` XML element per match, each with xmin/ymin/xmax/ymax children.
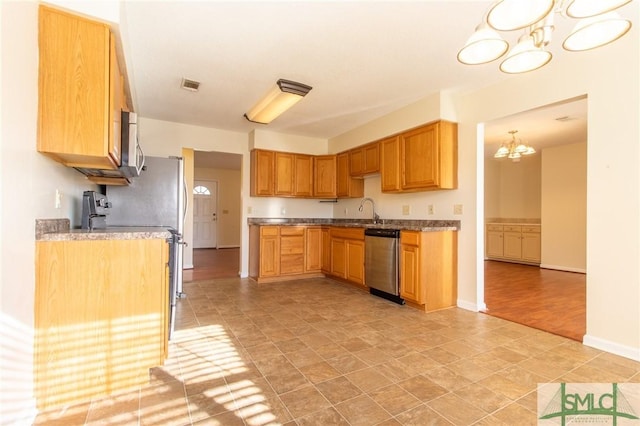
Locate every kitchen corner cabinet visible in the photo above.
<box><xmin>380</xmin><ymin>120</ymin><xmax>457</xmax><ymax>193</ymax></box>
<box><xmin>336</xmin><ymin>152</ymin><xmax>364</xmax><ymax>198</ymax></box>
<box><xmin>349</xmin><ymin>141</ymin><xmax>380</xmax><ymax>176</ymax></box>
<box><xmin>400</xmin><ymin>230</ymin><xmax>457</xmax><ymax>312</ymax></box>
<box><xmin>328</xmin><ymin>227</ymin><xmax>366</xmax><ymax>288</ymax></box>
<box><xmin>313</xmin><ymin>155</ymin><xmax>337</xmax><ymax>198</ymax></box>
<box><xmin>35</xmin><ymin>238</ymin><xmax>169</xmax><ymax>409</ymax></box>
<box><xmin>38</xmin><ymin>5</ymin><xmax>124</xmax><ymax>170</ymax></box>
<box><xmin>249</xmin><ymin>225</ymin><xmax>324</xmax><ymax>282</ymax></box>
<box><xmin>485</xmin><ymin>224</ymin><xmax>541</xmax><ymax>264</ymax></box>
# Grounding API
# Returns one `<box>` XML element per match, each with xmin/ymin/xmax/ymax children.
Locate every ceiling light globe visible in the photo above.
<box><xmin>487</xmin><ymin>0</ymin><xmax>555</xmax><ymax>31</ymax></box>
<box><xmin>515</xmin><ymin>143</ymin><xmax>529</xmax><ymax>153</ymax></box>
<box><xmin>508</xmin><ymin>151</ymin><xmax>521</xmax><ymax>159</ymax></box>
<box><xmin>500</xmin><ymin>36</ymin><xmax>552</xmax><ymax>74</ymax></box>
<box><xmin>457</xmin><ymin>24</ymin><xmax>509</xmax><ymax>65</ymax></box>
<box><xmin>525</xmin><ymin>147</ymin><xmax>536</xmax><ymax>155</ymax></box>
<box><xmin>565</xmin><ymin>0</ymin><xmax>632</xmax><ymax>18</ymax></box>
<box><xmin>563</xmin><ymin>12</ymin><xmax>632</xmax><ymax>51</ymax></box>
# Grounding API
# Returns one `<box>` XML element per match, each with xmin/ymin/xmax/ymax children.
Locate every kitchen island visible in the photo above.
<box><xmin>34</xmin><ymin>219</ymin><xmax>170</xmax><ymax>409</ymax></box>
<box><xmin>248</xmin><ymin>218</ymin><xmax>459</xmax><ymax>312</ymax></box>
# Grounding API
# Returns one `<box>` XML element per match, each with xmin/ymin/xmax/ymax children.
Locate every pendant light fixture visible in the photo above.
<box><xmin>244</xmin><ymin>79</ymin><xmax>312</xmax><ymax>124</ymax></box>
<box><xmin>494</xmin><ymin>130</ymin><xmax>536</xmax><ymax>162</ymax></box>
<box><xmin>457</xmin><ymin>0</ymin><xmax>633</xmax><ymax>74</ymax></box>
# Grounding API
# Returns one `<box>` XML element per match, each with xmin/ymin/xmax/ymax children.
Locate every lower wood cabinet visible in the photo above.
<box><xmin>485</xmin><ymin>223</ymin><xmax>541</xmax><ymax>264</ymax></box>
<box><xmin>327</xmin><ymin>227</ymin><xmax>365</xmax><ymax>288</ymax></box>
<box><xmin>400</xmin><ymin>230</ymin><xmax>457</xmax><ymax>311</ymax></box>
<box><xmin>35</xmin><ymin>238</ymin><xmax>169</xmax><ymax>409</ymax></box>
<box><xmin>249</xmin><ymin>225</ymin><xmax>324</xmax><ymax>282</ymax></box>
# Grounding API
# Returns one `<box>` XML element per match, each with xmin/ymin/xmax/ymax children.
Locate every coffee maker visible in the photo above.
<box><xmin>81</xmin><ymin>191</ymin><xmax>111</xmax><ymax>230</ymax></box>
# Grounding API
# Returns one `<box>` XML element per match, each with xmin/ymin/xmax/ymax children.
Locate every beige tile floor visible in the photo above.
<box><xmin>35</xmin><ymin>277</ymin><xmax>640</xmax><ymax>425</ymax></box>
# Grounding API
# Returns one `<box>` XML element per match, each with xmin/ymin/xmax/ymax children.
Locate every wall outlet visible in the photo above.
<box><xmin>55</xmin><ymin>189</ymin><xmax>62</xmax><ymax>209</ymax></box>
<box><xmin>247</xmin><ymin>206</ymin><xmax>253</xmax><ymax>214</ymax></box>
<box><xmin>344</xmin><ymin>207</ymin><xmax>348</xmax><ymax>216</ymax></box>
<box><xmin>402</xmin><ymin>205</ymin><xmax>410</xmax><ymax>215</ymax></box>
<box><xmin>453</xmin><ymin>204</ymin><xmax>463</xmax><ymax>215</ymax></box>
<box><xmin>427</xmin><ymin>204</ymin><xmax>435</xmax><ymax>215</ymax></box>
<box><xmin>281</xmin><ymin>207</ymin><xmax>286</xmax><ymax>216</ymax></box>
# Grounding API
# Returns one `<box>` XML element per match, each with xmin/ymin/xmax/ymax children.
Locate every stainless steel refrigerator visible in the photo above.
<box><xmin>106</xmin><ymin>156</ymin><xmax>186</xmax><ymax>339</ymax></box>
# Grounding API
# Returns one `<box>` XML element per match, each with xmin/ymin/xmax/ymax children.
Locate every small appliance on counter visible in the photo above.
<box><xmin>81</xmin><ymin>190</ymin><xmax>111</xmax><ymax>230</ymax></box>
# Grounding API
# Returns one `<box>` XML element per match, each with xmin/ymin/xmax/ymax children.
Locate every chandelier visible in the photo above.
<box><xmin>494</xmin><ymin>130</ymin><xmax>536</xmax><ymax>161</ymax></box>
<box><xmin>457</xmin><ymin>0</ymin><xmax>633</xmax><ymax>74</ymax></box>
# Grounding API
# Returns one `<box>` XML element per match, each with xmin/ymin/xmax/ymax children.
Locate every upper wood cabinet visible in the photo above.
<box><xmin>313</xmin><ymin>155</ymin><xmax>337</xmax><ymax>198</ymax></box>
<box><xmin>336</xmin><ymin>152</ymin><xmax>364</xmax><ymax>198</ymax></box>
<box><xmin>400</xmin><ymin>120</ymin><xmax>457</xmax><ymax>191</ymax></box>
<box><xmin>379</xmin><ymin>120</ymin><xmax>458</xmax><ymax>193</ymax></box>
<box><xmin>37</xmin><ymin>5</ymin><xmax>123</xmax><ymax>170</ymax></box>
<box><xmin>380</xmin><ymin>136</ymin><xmax>401</xmax><ymax>192</ymax></box>
<box><xmin>274</xmin><ymin>152</ymin><xmax>314</xmax><ymax>197</ymax></box>
<box><xmin>349</xmin><ymin>142</ymin><xmax>380</xmax><ymax>176</ymax></box>
<box><xmin>250</xmin><ymin>149</ymin><xmax>275</xmax><ymax>196</ymax></box>
<box><xmin>294</xmin><ymin>154</ymin><xmax>314</xmax><ymax>197</ymax></box>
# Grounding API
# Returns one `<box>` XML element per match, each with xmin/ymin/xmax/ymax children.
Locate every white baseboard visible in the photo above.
<box><xmin>457</xmin><ymin>299</ymin><xmax>485</xmax><ymax>312</ymax></box>
<box><xmin>583</xmin><ymin>334</ymin><xmax>640</xmax><ymax>362</ymax></box>
<box><xmin>183</xmin><ymin>263</ymin><xmax>194</xmax><ymax>270</ymax></box>
<box><xmin>540</xmin><ymin>264</ymin><xmax>586</xmax><ymax>274</ymax></box>
<box><xmin>217</xmin><ymin>245</ymin><xmax>240</xmax><ymax>249</ymax></box>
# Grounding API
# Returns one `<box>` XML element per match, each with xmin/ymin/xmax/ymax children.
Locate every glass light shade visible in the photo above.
<box><xmin>457</xmin><ymin>24</ymin><xmax>509</xmax><ymax>65</ymax></box>
<box><xmin>563</xmin><ymin>12</ymin><xmax>632</xmax><ymax>51</ymax></box>
<box><xmin>500</xmin><ymin>35</ymin><xmax>552</xmax><ymax>74</ymax></box>
<box><xmin>565</xmin><ymin>0</ymin><xmax>632</xmax><ymax>18</ymax></box>
<box><xmin>524</xmin><ymin>146</ymin><xmax>536</xmax><ymax>155</ymax></box>
<box><xmin>494</xmin><ymin>145</ymin><xmax>509</xmax><ymax>158</ymax></box>
<box><xmin>515</xmin><ymin>143</ymin><xmax>528</xmax><ymax>153</ymax></box>
<box><xmin>487</xmin><ymin>0</ymin><xmax>555</xmax><ymax>31</ymax></box>
<box><xmin>508</xmin><ymin>151</ymin><xmax>521</xmax><ymax>160</ymax></box>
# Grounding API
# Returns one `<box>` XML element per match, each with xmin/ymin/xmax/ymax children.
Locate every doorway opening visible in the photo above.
<box><xmin>480</xmin><ymin>96</ymin><xmax>587</xmax><ymax>341</ymax></box>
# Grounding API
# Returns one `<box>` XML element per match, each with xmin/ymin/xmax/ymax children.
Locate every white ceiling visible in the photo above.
<box><xmin>119</xmin><ymin>1</ymin><xmax>635</xmax><ymax>161</ymax></box>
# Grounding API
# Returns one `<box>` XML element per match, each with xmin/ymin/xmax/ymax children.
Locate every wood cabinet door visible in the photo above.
<box><xmin>280</xmin><ymin>227</ymin><xmax>304</xmax><ymax>275</ymax></box>
<box><xmin>400</xmin><ymin>243</ymin><xmax>423</xmax><ymax>304</ymax></box>
<box><xmin>380</xmin><ymin>136</ymin><xmax>401</xmax><ymax>192</ymax></box>
<box><xmin>336</xmin><ymin>153</ymin><xmax>363</xmax><ymax>198</ymax></box>
<box><xmin>363</xmin><ymin>142</ymin><xmax>380</xmax><ymax>174</ymax></box>
<box><xmin>294</xmin><ymin>154</ymin><xmax>314</xmax><ymax>197</ymax></box>
<box><xmin>349</xmin><ymin>148</ymin><xmax>364</xmax><ymax>176</ymax></box>
<box><xmin>251</xmin><ymin>150</ymin><xmax>275</xmax><ymax>196</ymax></box>
<box><xmin>38</xmin><ymin>6</ymin><xmax>118</xmax><ymax>169</ymax></box>
<box><xmin>503</xmin><ymin>232</ymin><xmax>522</xmax><ymax>259</ymax></box>
<box><xmin>313</xmin><ymin>155</ymin><xmax>337</xmax><ymax>198</ymax></box>
<box><xmin>346</xmin><ymin>239</ymin><xmax>365</xmax><ymax>285</ymax></box>
<box><xmin>400</xmin><ymin>124</ymin><xmax>439</xmax><ymax>190</ymax></box>
<box><xmin>522</xmin><ymin>232</ymin><xmax>541</xmax><ymax>262</ymax></box>
<box><xmin>330</xmin><ymin>238</ymin><xmax>347</xmax><ymax>278</ymax></box>
<box><xmin>486</xmin><ymin>231</ymin><xmax>504</xmax><ymax>258</ymax></box>
<box><xmin>305</xmin><ymin>227</ymin><xmax>322</xmax><ymax>272</ymax></box>
<box><xmin>274</xmin><ymin>152</ymin><xmax>294</xmax><ymax>196</ymax></box>
<box><xmin>321</xmin><ymin>228</ymin><xmax>331</xmax><ymax>273</ymax></box>
<box><xmin>259</xmin><ymin>227</ymin><xmax>280</xmax><ymax>276</ymax></box>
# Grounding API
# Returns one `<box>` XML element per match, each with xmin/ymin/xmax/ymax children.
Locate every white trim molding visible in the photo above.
<box><xmin>457</xmin><ymin>299</ymin><xmax>486</xmax><ymax>312</ymax></box>
<box><xmin>540</xmin><ymin>264</ymin><xmax>586</xmax><ymax>274</ymax></box>
<box><xmin>583</xmin><ymin>334</ymin><xmax>640</xmax><ymax>362</ymax></box>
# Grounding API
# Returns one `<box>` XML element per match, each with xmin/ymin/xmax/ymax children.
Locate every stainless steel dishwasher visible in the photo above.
<box><xmin>365</xmin><ymin>228</ymin><xmax>405</xmax><ymax>304</ymax></box>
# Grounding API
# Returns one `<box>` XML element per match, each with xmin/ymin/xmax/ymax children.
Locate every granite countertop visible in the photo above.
<box><xmin>248</xmin><ymin>218</ymin><xmax>460</xmax><ymax>232</ymax></box>
<box><xmin>36</xmin><ymin>219</ymin><xmax>173</xmax><ymax>241</ymax></box>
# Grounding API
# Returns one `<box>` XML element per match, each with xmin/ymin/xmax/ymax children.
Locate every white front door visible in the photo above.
<box><xmin>193</xmin><ymin>180</ymin><xmax>218</xmax><ymax>248</ymax></box>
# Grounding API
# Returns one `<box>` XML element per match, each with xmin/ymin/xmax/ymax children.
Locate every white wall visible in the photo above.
<box><xmin>453</xmin><ymin>11</ymin><xmax>639</xmax><ymax>359</ymax></box>
<box><xmin>541</xmin><ymin>142</ymin><xmax>587</xmax><ymax>272</ymax></box>
<box><xmin>484</xmin><ymin>155</ymin><xmax>542</xmax><ymax>220</ymax></box>
<box><xmin>1</xmin><ymin>2</ymin><xmax>101</xmax><ymax>423</ymax></box>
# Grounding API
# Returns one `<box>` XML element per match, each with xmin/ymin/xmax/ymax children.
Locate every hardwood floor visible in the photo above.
<box><xmin>183</xmin><ymin>247</ymin><xmax>240</xmax><ymax>281</ymax></box>
<box><xmin>483</xmin><ymin>260</ymin><xmax>586</xmax><ymax>342</ymax></box>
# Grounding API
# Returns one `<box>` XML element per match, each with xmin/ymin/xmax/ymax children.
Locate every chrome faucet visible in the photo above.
<box><xmin>359</xmin><ymin>197</ymin><xmax>380</xmax><ymax>224</ymax></box>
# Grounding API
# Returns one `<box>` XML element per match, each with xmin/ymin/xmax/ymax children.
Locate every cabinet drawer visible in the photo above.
<box><xmin>486</xmin><ymin>224</ymin><xmax>503</xmax><ymax>231</ymax></box>
<box><xmin>280</xmin><ymin>226</ymin><xmax>305</xmax><ymax>236</ymax></box>
<box><xmin>503</xmin><ymin>225</ymin><xmax>522</xmax><ymax>232</ymax></box>
<box><xmin>400</xmin><ymin>231</ymin><xmax>420</xmax><ymax>246</ymax></box>
<box><xmin>280</xmin><ymin>236</ymin><xmax>304</xmax><ymax>255</ymax></box>
<box><xmin>521</xmin><ymin>226</ymin><xmax>541</xmax><ymax>233</ymax></box>
<box><xmin>260</xmin><ymin>226</ymin><xmax>279</xmax><ymax>237</ymax></box>
<box><xmin>331</xmin><ymin>227</ymin><xmax>364</xmax><ymax>240</ymax></box>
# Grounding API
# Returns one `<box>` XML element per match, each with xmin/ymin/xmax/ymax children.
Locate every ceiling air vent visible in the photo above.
<box><xmin>555</xmin><ymin>115</ymin><xmax>577</xmax><ymax>122</ymax></box>
<box><xmin>181</xmin><ymin>78</ymin><xmax>201</xmax><ymax>92</ymax></box>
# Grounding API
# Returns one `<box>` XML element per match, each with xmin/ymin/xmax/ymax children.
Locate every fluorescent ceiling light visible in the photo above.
<box><xmin>244</xmin><ymin>79</ymin><xmax>312</xmax><ymax>124</ymax></box>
